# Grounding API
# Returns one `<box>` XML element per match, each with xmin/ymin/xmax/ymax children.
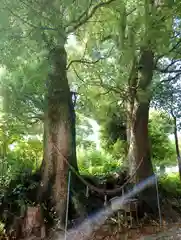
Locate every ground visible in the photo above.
<box><xmin>62</xmin><ymin>220</ymin><xmax>181</xmax><ymax>240</ymax></box>
<box><xmin>89</xmin><ymin>223</ymin><xmax>181</xmax><ymax>239</ymax></box>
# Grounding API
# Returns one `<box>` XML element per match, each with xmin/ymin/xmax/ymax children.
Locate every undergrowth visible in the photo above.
<box><xmin>159</xmin><ymin>173</ymin><xmax>181</xmax><ymax>198</ymax></box>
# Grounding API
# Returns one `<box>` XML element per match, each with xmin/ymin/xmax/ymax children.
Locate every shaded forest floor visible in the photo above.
<box><xmin>87</xmin><ymin>202</ymin><xmax>181</xmax><ymax>239</ymax></box>
<box><xmin>89</xmin><ymin>222</ymin><xmax>181</xmax><ymax>239</ymax></box>
<box><xmin>60</xmin><ymin>220</ymin><xmax>181</xmax><ymax>240</ymax></box>
<box><xmin>68</xmin><ymin>203</ymin><xmax>181</xmax><ymax>240</ymax></box>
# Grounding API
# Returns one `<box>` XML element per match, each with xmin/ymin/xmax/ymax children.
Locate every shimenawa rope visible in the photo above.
<box><xmin>54</xmin><ymin>144</ymin><xmax>144</xmax><ymax>196</ymax></box>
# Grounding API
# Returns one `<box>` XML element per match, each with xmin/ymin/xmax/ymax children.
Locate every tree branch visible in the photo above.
<box><xmin>156</xmin><ymin>68</ymin><xmax>181</xmax><ymax>74</ymax></box>
<box><xmin>160</xmin><ymin>72</ymin><xmax>181</xmax><ymax>83</ymax></box>
<box><xmin>67</xmin><ymin>45</ymin><xmax>113</xmax><ymax>69</ymax></box>
<box><xmin>156</xmin><ymin>58</ymin><xmax>181</xmax><ymax>74</ymax></box>
<box><xmin>72</xmin><ymin>66</ymin><xmax>86</xmax><ymax>84</ymax></box>
<box><xmin>66</xmin><ymin>0</ymin><xmax>93</xmax><ymax>29</ymax></box>
<box><xmin>66</xmin><ymin>0</ymin><xmax>116</xmax><ymax>33</ymax></box>
<box><xmin>72</xmin><ymin>65</ymin><xmax>126</xmax><ymax>97</ymax></box>
<box><xmin>155</xmin><ymin>38</ymin><xmax>181</xmax><ymax>65</ymax></box>
<box><xmin>66</xmin><ymin>58</ymin><xmax>103</xmax><ymax>70</ymax></box>
<box><xmin>164</xmin><ymin>59</ymin><xmax>181</xmax><ymax>72</ymax></box>
<box><xmin>169</xmin><ymin>38</ymin><xmax>181</xmax><ymax>53</ymax></box>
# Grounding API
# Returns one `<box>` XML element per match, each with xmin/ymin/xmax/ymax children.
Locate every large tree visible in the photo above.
<box><xmin>68</xmin><ymin>0</ymin><xmax>181</xmax><ymax>211</ymax></box>
<box><xmin>0</xmin><ymin>0</ymin><xmax>116</xmax><ymax>227</ymax></box>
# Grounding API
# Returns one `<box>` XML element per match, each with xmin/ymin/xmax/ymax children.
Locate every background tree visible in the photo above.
<box><xmin>70</xmin><ymin>0</ymin><xmax>181</xmax><ymax>211</ymax></box>
<box><xmin>152</xmin><ymin>61</ymin><xmax>181</xmax><ymax>179</ymax></box>
<box><xmin>149</xmin><ymin>110</ymin><xmax>176</xmax><ymax>172</ymax></box>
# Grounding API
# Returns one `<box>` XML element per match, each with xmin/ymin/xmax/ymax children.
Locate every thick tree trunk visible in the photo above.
<box><xmin>128</xmin><ymin>103</ymin><xmax>153</xmax><ymax>182</ymax></box>
<box><xmin>38</xmin><ymin>44</ymin><xmax>85</xmax><ymax>227</ymax></box>
<box><xmin>172</xmin><ymin>114</ymin><xmax>181</xmax><ymax>180</ymax></box>
<box><xmin>40</xmin><ymin>44</ymin><xmax>72</xmax><ymax>227</ymax></box>
<box><xmin>127</xmin><ymin>49</ymin><xmax>157</xmax><ymax>213</ymax></box>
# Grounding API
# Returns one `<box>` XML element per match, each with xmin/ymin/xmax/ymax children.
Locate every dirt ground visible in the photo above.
<box><xmin>89</xmin><ymin>222</ymin><xmax>181</xmax><ymax>240</ymax></box>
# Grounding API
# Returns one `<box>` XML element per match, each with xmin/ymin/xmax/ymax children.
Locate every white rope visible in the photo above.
<box><xmin>64</xmin><ymin>171</ymin><xmax>71</xmax><ymax>240</ymax></box>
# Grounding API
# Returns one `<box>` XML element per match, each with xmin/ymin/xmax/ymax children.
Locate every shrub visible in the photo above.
<box><xmin>159</xmin><ymin>173</ymin><xmax>181</xmax><ymax>198</ymax></box>
<box><xmin>77</xmin><ymin>147</ymin><xmax>121</xmax><ymax>176</ymax></box>
<box><xmin>0</xmin><ymin>138</ymin><xmax>42</xmax><ymax>191</ymax></box>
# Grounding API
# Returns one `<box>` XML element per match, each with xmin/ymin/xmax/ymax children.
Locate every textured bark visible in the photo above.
<box><xmin>38</xmin><ymin>42</ymin><xmax>85</xmax><ymax>227</ymax></box>
<box><xmin>127</xmin><ymin>49</ymin><xmax>157</xmax><ymax>212</ymax></box>
<box><xmin>39</xmin><ymin>44</ymin><xmax>72</xmax><ymax>227</ymax></box>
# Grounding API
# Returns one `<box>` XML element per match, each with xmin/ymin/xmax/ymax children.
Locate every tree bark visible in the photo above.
<box><xmin>127</xmin><ymin>49</ymin><xmax>157</xmax><ymax>213</ymax></box>
<box><xmin>38</xmin><ymin>42</ymin><xmax>86</xmax><ymax>227</ymax></box>
<box><xmin>172</xmin><ymin>114</ymin><xmax>181</xmax><ymax>180</ymax></box>
<box><xmin>40</xmin><ymin>44</ymin><xmax>72</xmax><ymax>227</ymax></box>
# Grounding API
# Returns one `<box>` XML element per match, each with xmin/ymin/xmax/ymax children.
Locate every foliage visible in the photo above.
<box><xmin>152</xmin><ymin>68</ymin><xmax>181</xmax><ymax>129</ymax></box>
<box><xmin>0</xmin><ymin>170</ymin><xmax>41</xmax><ymax>228</ymax></box>
<box><xmin>110</xmin><ymin>139</ymin><xmax>128</xmax><ymax>161</ymax></box>
<box><xmin>149</xmin><ymin>111</ymin><xmax>177</xmax><ymax>168</ymax></box>
<box><xmin>77</xmin><ymin>148</ymin><xmax>121</xmax><ymax>175</ymax></box>
<box><xmin>100</xmin><ymin>104</ymin><xmax>126</xmax><ymax>145</ymax></box>
<box><xmin>159</xmin><ymin>173</ymin><xmax>181</xmax><ymax>198</ymax></box>
<box><xmin>0</xmin><ymin>0</ymin><xmax>181</xmax><ymax>226</ymax></box>
<box><xmin>99</xmin><ymin>108</ymin><xmax>176</xmax><ymax>169</ymax></box>
<box><xmin>0</xmin><ymin>138</ymin><xmax>42</xmax><ymax>191</ymax></box>
<box><xmin>76</xmin><ymin>113</ymin><xmax>96</xmax><ymax>149</ymax></box>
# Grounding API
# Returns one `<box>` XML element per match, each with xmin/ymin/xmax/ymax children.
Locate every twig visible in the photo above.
<box><xmin>156</xmin><ymin>68</ymin><xmax>181</xmax><ymax>74</ymax></box>
<box><xmin>66</xmin><ymin>0</ymin><xmax>116</xmax><ymax>33</ymax></box>
<box><xmin>66</xmin><ymin>58</ymin><xmax>103</xmax><ymax>70</ymax></box>
<box><xmin>67</xmin><ymin>46</ymin><xmax>114</xmax><ymax>70</ymax></box>
<box><xmin>160</xmin><ymin>72</ymin><xmax>181</xmax><ymax>83</ymax></box>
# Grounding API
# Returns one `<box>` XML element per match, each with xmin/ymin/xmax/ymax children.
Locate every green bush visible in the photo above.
<box><xmin>77</xmin><ymin>148</ymin><xmax>121</xmax><ymax>175</ymax></box>
<box><xmin>159</xmin><ymin>173</ymin><xmax>181</xmax><ymax>198</ymax></box>
<box><xmin>0</xmin><ymin>138</ymin><xmax>42</xmax><ymax>192</ymax></box>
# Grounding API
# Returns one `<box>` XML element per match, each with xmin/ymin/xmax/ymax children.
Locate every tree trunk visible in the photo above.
<box><xmin>40</xmin><ymin>44</ymin><xmax>72</xmax><ymax>227</ymax></box>
<box><xmin>172</xmin><ymin>114</ymin><xmax>181</xmax><ymax>180</ymax></box>
<box><xmin>38</xmin><ymin>43</ymin><xmax>86</xmax><ymax>227</ymax></box>
<box><xmin>127</xmin><ymin>49</ymin><xmax>157</xmax><ymax>213</ymax></box>
<box><xmin>128</xmin><ymin>103</ymin><xmax>154</xmax><ymax>182</ymax></box>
